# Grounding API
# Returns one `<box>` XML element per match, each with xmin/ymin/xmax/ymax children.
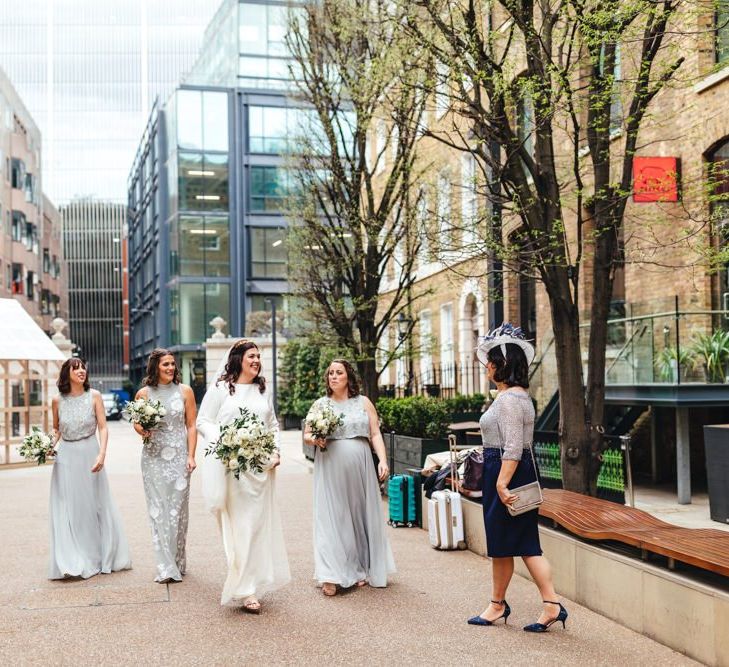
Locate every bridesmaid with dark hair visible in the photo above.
<box><xmin>49</xmin><ymin>358</ymin><xmax>131</xmax><ymax>579</ymax></box>
<box><xmin>197</xmin><ymin>339</ymin><xmax>290</xmax><ymax>613</ymax></box>
<box><xmin>132</xmin><ymin>349</ymin><xmax>197</xmax><ymax>583</ymax></box>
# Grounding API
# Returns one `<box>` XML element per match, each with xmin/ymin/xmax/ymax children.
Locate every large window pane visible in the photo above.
<box><xmin>176</xmin><ymin>89</ymin><xmax>202</xmax><ymax>150</ymax></box>
<box><xmin>204</xmin><ymin>217</ymin><xmax>230</xmax><ymax>277</ymax></box>
<box><xmin>250</xmin><ymin>227</ymin><xmax>287</xmax><ymax>278</ymax></box>
<box><xmin>205</xmin><ymin>283</ymin><xmax>230</xmax><ymax>333</ymax></box>
<box><xmin>178</xmin><ymin>215</ymin><xmax>206</xmax><ymax>276</ymax></box>
<box><xmin>203</xmin><ymin>91</ymin><xmax>229</xmax><ymax>151</ymax></box>
<box><xmin>249</xmin><ymin>106</ymin><xmax>288</xmax><ymax>153</ymax></box>
<box><xmin>178</xmin><ymin>283</ymin><xmax>205</xmax><ymax>344</ymax></box>
<box><xmin>239</xmin><ymin>3</ymin><xmax>267</xmax><ymax>55</ymax></box>
<box><xmin>179</xmin><ymin>152</ymin><xmax>229</xmax><ymax>212</ymax></box>
<box><xmin>249</xmin><ymin>166</ymin><xmax>289</xmax><ymax>212</ymax></box>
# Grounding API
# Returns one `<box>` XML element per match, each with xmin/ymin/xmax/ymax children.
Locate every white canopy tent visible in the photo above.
<box><xmin>0</xmin><ymin>299</ymin><xmax>66</xmax><ymax>464</ymax></box>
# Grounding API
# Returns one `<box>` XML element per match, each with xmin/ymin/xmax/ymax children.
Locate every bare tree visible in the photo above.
<box><xmin>402</xmin><ymin>0</ymin><xmax>697</xmax><ymax>493</ymax></box>
<box><xmin>285</xmin><ymin>0</ymin><xmax>431</xmax><ymax>397</ymax></box>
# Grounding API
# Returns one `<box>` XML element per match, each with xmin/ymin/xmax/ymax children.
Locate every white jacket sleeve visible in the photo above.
<box><xmin>197</xmin><ymin>383</ymin><xmax>227</xmax><ymax>515</ymax></box>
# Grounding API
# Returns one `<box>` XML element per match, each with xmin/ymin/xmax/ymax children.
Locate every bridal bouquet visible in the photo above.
<box><xmin>19</xmin><ymin>427</ymin><xmax>55</xmax><ymax>465</ymax></box>
<box><xmin>124</xmin><ymin>397</ymin><xmax>166</xmax><ymax>444</ymax></box>
<box><xmin>205</xmin><ymin>407</ymin><xmax>276</xmax><ymax>479</ymax></box>
<box><xmin>305</xmin><ymin>400</ymin><xmax>344</xmax><ymax>452</ymax></box>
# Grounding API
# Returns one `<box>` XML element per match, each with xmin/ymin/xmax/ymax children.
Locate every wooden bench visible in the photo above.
<box><xmin>539</xmin><ymin>489</ymin><xmax>729</xmax><ymax>577</ymax></box>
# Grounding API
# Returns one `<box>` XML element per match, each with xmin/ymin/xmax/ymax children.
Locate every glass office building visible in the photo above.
<box><xmin>0</xmin><ymin>1</ymin><xmax>222</xmax><ymax>203</ymax></box>
<box><xmin>128</xmin><ymin>0</ymin><xmax>300</xmax><ymax>393</ymax></box>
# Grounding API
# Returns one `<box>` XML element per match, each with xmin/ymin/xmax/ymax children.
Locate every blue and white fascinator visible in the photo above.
<box><xmin>476</xmin><ymin>323</ymin><xmax>535</xmax><ymax>367</ymax></box>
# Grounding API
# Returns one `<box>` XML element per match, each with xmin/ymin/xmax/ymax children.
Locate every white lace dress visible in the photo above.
<box><xmin>197</xmin><ymin>381</ymin><xmax>290</xmax><ymax>605</ymax></box>
<box><xmin>49</xmin><ymin>390</ymin><xmax>132</xmax><ymax>579</ymax></box>
<box><xmin>309</xmin><ymin>395</ymin><xmax>395</xmax><ymax>588</ymax></box>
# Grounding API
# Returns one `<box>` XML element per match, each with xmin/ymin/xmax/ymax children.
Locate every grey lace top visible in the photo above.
<box><xmin>58</xmin><ymin>391</ymin><xmax>97</xmax><ymax>441</ymax></box>
<box><xmin>145</xmin><ymin>382</ymin><xmax>187</xmax><ymax>455</ymax></box>
<box><xmin>479</xmin><ymin>389</ymin><xmax>535</xmax><ymax>461</ymax></box>
<box><xmin>311</xmin><ymin>395</ymin><xmax>370</xmax><ymax>441</ymax></box>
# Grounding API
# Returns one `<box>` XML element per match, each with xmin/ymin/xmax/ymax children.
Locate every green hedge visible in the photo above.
<box><xmin>442</xmin><ymin>393</ymin><xmax>486</xmax><ymax>414</ymax></box>
<box><xmin>376</xmin><ymin>396</ymin><xmax>452</xmax><ymax>439</ymax></box>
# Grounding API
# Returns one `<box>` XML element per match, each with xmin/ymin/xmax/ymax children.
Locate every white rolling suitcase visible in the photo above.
<box><xmin>428</xmin><ymin>435</ymin><xmax>467</xmax><ymax>550</ymax></box>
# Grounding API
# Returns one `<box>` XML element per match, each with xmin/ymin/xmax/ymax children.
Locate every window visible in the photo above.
<box><xmin>437</xmin><ymin>170</ymin><xmax>451</xmax><ymax>250</ymax></box>
<box><xmin>171</xmin><ymin>215</ymin><xmax>230</xmax><ymax>278</ymax></box>
<box><xmin>436</xmin><ymin>61</ymin><xmax>449</xmax><ymax>118</ymax></box>
<box><xmin>41</xmin><ymin>289</ymin><xmax>50</xmax><ymax>315</ymax></box>
<box><xmin>375</xmin><ymin>120</ymin><xmax>387</xmax><ymax>174</ymax></box>
<box><xmin>249</xmin><ymin>106</ymin><xmax>288</xmax><ymax>153</ymax></box>
<box><xmin>416</xmin><ymin>188</ymin><xmax>430</xmax><ymax>266</ymax></box>
<box><xmin>250</xmin><ymin>227</ymin><xmax>287</xmax><ymax>279</ymax></box>
<box><xmin>249</xmin><ymin>166</ymin><xmax>291</xmax><ymax>212</ymax></box>
<box><xmin>599</xmin><ymin>43</ymin><xmax>622</xmax><ymax>133</ymax></box>
<box><xmin>175</xmin><ymin>89</ymin><xmax>229</xmax><ymax>152</ymax></box>
<box><xmin>24</xmin><ymin>172</ymin><xmax>35</xmax><ymax>203</ymax></box>
<box><xmin>517</xmin><ymin>93</ymin><xmax>535</xmax><ymax>162</ymax></box>
<box><xmin>11</xmin><ymin>211</ymin><xmax>24</xmax><ymax>242</ymax></box>
<box><xmin>10</xmin><ymin>158</ymin><xmax>24</xmax><ymax>189</ymax></box>
<box><xmin>717</xmin><ymin>1</ymin><xmax>729</xmax><ymax>64</ymax></box>
<box><xmin>419</xmin><ymin>310</ymin><xmax>434</xmax><ymax>383</ymax></box>
<box><xmin>43</xmin><ymin>249</ymin><xmax>50</xmax><ymax>273</ymax></box>
<box><xmin>238</xmin><ymin>2</ymin><xmax>297</xmax><ymax>83</ymax></box>
<box><xmin>378</xmin><ymin>326</ymin><xmax>390</xmax><ymax>373</ymax></box>
<box><xmin>26</xmin><ymin>270</ymin><xmax>34</xmax><ymax>300</ymax></box>
<box><xmin>52</xmin><ymin>255</ymin><xmax>59</xmax><ymax>278</ymax></box>
<box><xmin>461</xmin><ymin>153</ymin><xmax>477</xmax><ymax>245</ymax></box>
<box><xmin>390</xmin><ymin>124</ymin><xmax>399</xmax><ymax>163</ymax></box>
<box><xmin>440</xmin><ymin>303</ymin><xmax>455</xmax><ymax>388</ymax></box>
<box><xmin>11</xmin><ymin>264</ymin><xmax>22</xmax><ymax>294</ymax></box>
<box><xmin>171</xmin><ymin>282</ymin><xmax>230</xmax><ymax>346</ymax></box>
<box><xmin>178</xmin><ymin>153</ymin><xmax>229</xmax><ymax>212</ymax></box>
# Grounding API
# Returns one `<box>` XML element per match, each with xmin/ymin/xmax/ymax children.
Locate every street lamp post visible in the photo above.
<box><xmin>265</xmin><ymin>298</ymin><xmax>278</xmax><ymax>412</ymax></box>
<box><xmin>396</xmin><ymin>312</ymin><xmax>414</xmax><ymax>397</ymax></box>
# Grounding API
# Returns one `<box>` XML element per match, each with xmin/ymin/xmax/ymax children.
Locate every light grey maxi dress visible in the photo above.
<box><xmin>311</xmin><ymin>395</ymin><xmax>395</xmax><ymax>588</ymax></box>
<box><xmin>49</xmin><ymin>390</ymin><xmax>132</xmax><ymax>580</ymax></box>
<box><xmin>141</xmin><ymin>382</ymin><xmax>191</xmax><ymax>582</ymax></box>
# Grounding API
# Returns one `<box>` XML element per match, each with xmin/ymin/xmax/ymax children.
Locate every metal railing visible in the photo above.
<box><xmin>380</xmin><ymin>360</ymin><xmax>485</xmax><ymax>399</ymax></box>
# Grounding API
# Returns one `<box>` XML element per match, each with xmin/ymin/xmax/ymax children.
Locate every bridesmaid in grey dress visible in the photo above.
<box><xmin>304</xmin><ymin>359</ymin><xmax>395</xmax><ymax>596</ymax></box>
<box><xmin>133</xmin><ymin>349</ymin><xmax>197</xmax><ymax>583</ymax></box>
<box><xmin>49</xmin><ymin>358</ymin><xmax>131</xmax><ymax>579</ymax></box>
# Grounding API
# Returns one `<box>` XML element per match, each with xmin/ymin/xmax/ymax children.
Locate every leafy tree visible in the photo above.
<box><xmin>402</xmin><ymin>0</ymin><xmax>697</xmax><ymax>493</ymax></box>
<box><xmin>284</xmin><ymin>0</ymin><xmax>431</xmax><ymax>398</ymax></box>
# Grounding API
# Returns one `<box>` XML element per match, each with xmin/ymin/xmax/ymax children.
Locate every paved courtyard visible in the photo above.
<box><xmin>0</xmin><ymin>422</ymin><xmax>699</xmax><ymax>666</ymax></box>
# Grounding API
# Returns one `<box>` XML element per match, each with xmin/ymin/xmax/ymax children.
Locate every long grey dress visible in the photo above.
<box><xmin>311</xmin><ymin>395</ymin><xmax>396</xmax><ymax>588</ymax></box>
<box><xmin>49</xmin><ymin>390</ymin><xmax>132</xmax><ymax>579</ymax></box>
<box><xmin>141</xmin><ymin>382</ymin><xmax>191</xmax><ymax>582</ymax></box>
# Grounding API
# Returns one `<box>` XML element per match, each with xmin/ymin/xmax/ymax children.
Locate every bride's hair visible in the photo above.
<box><xmin>325</xmin><ymin>358</ymin><xmax>360</xmax><ymax>398</ymax></box>
<box><xmin>217</xmin><ymin>339</ymin><xmax>266</xmax><ymax>395</ymax></box>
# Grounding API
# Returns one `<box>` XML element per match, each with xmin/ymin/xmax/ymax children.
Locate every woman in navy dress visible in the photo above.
<box><xmin>468</xmin><ymin>324</ymin><xmax>568</xmax><ymax>633</ymax></box>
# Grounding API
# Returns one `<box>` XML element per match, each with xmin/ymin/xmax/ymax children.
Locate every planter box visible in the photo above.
<box><xmin>283</xmin><ymin>415</ymin><xmax>304</xmax><ymax>430</ymax></box>
<box><xmin>703</xmin><ymin>425</ymin><xmax>729</xmax><ymax>523</ymax></box>
<box><xmin>391</xmin><ymin>434</ymin><xmax>448</xmax><ymax>475</ymax></box>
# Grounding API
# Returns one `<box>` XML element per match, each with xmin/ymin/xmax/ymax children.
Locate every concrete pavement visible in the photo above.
<box><xmin>0</xmin><ymin>422</ymin><xmax>698</xmax><ymax>665</ymax></box>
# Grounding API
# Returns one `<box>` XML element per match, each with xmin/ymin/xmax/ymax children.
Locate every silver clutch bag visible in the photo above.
<box><xmin>506</xmin><ymin>478</ymin><xmax>543</xmax><ymax>516</ymax></box>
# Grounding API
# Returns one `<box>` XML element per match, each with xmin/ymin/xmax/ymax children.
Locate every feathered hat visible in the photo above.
<box><xmin>476</xmin><ymin>323</ymin><xmax>535</xmax><ymax>367</ymax></box>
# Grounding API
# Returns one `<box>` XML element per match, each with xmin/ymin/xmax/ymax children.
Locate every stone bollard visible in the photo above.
<box><xmin>50</xmin><ymin>317</ymin><xmax>74</xmax><ymax>359</ymax></box>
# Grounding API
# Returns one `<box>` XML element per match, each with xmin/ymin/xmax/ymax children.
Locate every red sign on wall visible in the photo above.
<box><xmin>633</xmin><ymin>156</ymin><xmax>680</xmax><ymax>202</ymax></box>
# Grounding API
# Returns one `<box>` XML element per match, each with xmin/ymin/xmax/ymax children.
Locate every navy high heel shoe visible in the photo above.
<box><xmin>523</xmin><ymin>600</ymin><xmax>568</xmax><ymax>632</ymax></box>
<box><xmin>467</xmin><ymin>600</ymin><xmax>511</xmax><ymax>626</ymax></box>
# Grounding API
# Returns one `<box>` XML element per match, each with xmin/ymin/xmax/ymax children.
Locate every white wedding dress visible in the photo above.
<box><xmin>197</xmin><ymin>380</ymin><xmax>290</xmax><ymax>606</ymax></box>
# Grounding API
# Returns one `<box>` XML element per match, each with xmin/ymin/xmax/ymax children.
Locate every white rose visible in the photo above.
<box><xmin>228</xmin><ymin>459</ymin><xmax>239</xmax><ymax>470</ymax></box>
<box><xmin>158</xmin><ymin>407</ymin><xmax>167</xmax><ymax>416</ymax></box>
<box><xmin>316</xmin><ymin>419</ymin><xmax>327</xmax><ymax>431</ymax></box>
<box><xmin>238</xmin><ymin>447</ymin><xmax>247</xmax><ymax>456</ymax></box>
<box><xmin>143</xmin><ymin>404</ymin><xmax>155</xmax><ymax>416</ymax></box>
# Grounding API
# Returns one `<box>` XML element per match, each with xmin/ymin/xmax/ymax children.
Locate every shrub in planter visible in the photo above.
<box><xmin>690</xmin><ymin>330</ymin><xmax>729</xmax><ymax>383</ymax></box>
<box><xmin>654</xmin><ymin>346</ymin><xmax>694</xmax><ymax>382</ymax></box>
<box><xmin>443</xmin><ymin>393</ymin><xmax>486</xmax><ymax>419</ymax></box>
<box><xmin>376</xmin><ymin>396</ymin><xmax>450</xmax><ymax>439</ymax></box>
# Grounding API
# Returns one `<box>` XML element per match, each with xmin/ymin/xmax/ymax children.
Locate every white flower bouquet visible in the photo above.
<box><xmin>205</xmin><ymin>407</ymin><xmax>276</xmax><ymax>479</ymax></box>
<box><xmin>305</xmin><ymin>400</ymin><xmax>344</xmax><ymax>452</ymax></box>
<box><xmin>124</xmin><ymin>397</ymin><xmax>167</xmax><ymax>444</ymax></box>
<box><xmin>19</xmin><ymin>427</ymin><xmax>55</xmax><ymax>465</ymax></box>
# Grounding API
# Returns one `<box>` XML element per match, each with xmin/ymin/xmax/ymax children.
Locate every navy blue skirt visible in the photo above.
<box><xmin>482</xmin><ymin>448</ymin><xmax>542</xmax><ymax>558</ymax></box>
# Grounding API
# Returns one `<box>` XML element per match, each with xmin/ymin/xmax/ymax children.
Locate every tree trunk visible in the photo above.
<box><xmin>358</xmin><ymin>357</ymin><xmax>379</xmax><ymax>401</ymax></box>
<box><xmin>548</xmin><ymin>282</ymin><xmax>592</xmax><ymax>494</ymax></box>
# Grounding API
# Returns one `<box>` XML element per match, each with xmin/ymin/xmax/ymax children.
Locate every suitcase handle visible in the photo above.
<box><xmin>448</xmin><ymin>433</ymin><xmax>459</xmax><ymax>493</ymax></box>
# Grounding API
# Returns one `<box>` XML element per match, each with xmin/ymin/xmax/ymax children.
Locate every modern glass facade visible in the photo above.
<box><xmin>128</xmin><ymin>0</ymin><xmax>308</xmax><ymax>392</ymax></box>
<box><xmin>0</xmin><ymin>1</ymin><xmax>223</xmax><ymax>204</ymax></box>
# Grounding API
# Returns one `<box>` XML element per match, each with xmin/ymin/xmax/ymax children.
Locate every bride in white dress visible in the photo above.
<box><xmin>197</xmin><ymin>339</ymin><xmax>290</xmax><ymax>613</ymax></box>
